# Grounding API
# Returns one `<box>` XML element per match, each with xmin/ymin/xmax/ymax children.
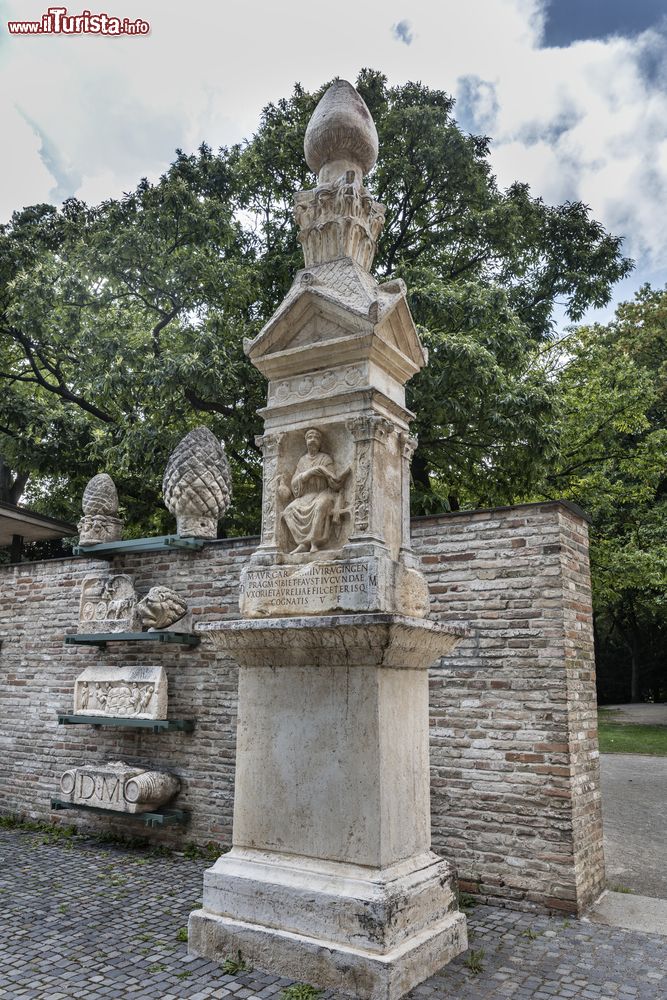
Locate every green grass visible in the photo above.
<box><xmin>463</xmin><ymin>948</ymin><xmax>485</xmax><ymax>974</ymax></box>
<box><xmin>279</xmin><ymin>986</ymin><xmax>323</xmax><ymax>1000</ymax></box>
<box><xmin>597</xmin><ymin>714</ymin><xmax>667</xmax><ymax>755</ymax></box>
<box><xmin>221</xmin><ymin>950</ymin><xmax>252</xmax><ymax>975</ymax></box>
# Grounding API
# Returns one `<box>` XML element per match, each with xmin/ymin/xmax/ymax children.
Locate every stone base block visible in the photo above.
<box><xmin>188</xmin><ymin>848</ymin><xmax>467</xmax><ymax>1000</ymax></box>
<box><xmin>189</xmin><ymin>909</ymin><xmax>465</xmax><ymax>1000</ymax></box>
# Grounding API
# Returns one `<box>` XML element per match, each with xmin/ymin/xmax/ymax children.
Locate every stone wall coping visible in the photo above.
<box><xmin>410</xmin><ymin>499</ymin><xmax>592</xmax><ymax>527</ymax></box>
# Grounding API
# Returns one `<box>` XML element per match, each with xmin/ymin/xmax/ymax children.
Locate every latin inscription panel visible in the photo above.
<box><xmin>239</xmin><ymin>559</ymin><xmax>382</xmax><ymax>616</ymax></box>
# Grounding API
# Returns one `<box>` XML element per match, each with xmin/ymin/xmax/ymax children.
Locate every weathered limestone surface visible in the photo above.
<box><xmin>189</xmin><ymin>850</ymin><xmax>466</xmax><ymax>1000</ymax></box>
<box><xmin>240</xmin><ymin>203</ymin><xmax>428</xmax><ymax>620</ymax></box>
<box><xmin>73</xmin><ymin>664</ymin><xmax>167</xmax><ymax>719</ymax></box>
<box><xmin>0</xmin><ymin>503</ymin><xmax>603</xmax><ymax>914</ymax></box>
<box><xmin>136</xmin><ymin>586</ymin><xmax>191</xmax><ymax>632</ymax></box>
<box><xmin>58</xmin><ymin>761</ymin><xmax>179</xmax><ymax>813</ymax></box>
<box><xmin>78</xmin><ymin>572</ymin><xmax>140</xmax><ymax>633</ymax></box>
<box><xmin>194</xmin><ymin>612</ymin><xmax>467</xmax><ymax>998</ymax></box>
<box><xmin>163</xmin><ymin>427</ymin><xmax>232</xmax><ymax>538</ymax></box>
<box><xmin>77</xmin><ymin>473</ymin><xmax>123</xmax><ymax>546</ymax></box>
<box><xmin>198</xmin><ymin>616</ymin><xmax>464</xmax><ymax>866</ymax></box>
<box><xmin>298</xmin><ymin>79</ymin><xmax>384</xmax><ymax>270</ymax></box>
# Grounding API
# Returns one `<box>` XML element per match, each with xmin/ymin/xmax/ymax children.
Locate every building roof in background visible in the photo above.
<box><xmin>0</xmin><ymin>501</ymin><xmax>76</xmax><ymax>545</ymax></box>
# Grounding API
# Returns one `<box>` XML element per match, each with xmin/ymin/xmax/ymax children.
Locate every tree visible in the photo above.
<box><xmin>538</xmin><ymin>285</ymin><xmax>667</xmax><ymax>701</ymax></box>
<box><xmin>0</xmin><ymin>70</ymin><xmax>632</xmax><ymax>537</ymax></box>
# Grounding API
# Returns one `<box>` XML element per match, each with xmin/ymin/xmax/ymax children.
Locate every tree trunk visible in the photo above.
<box><xmin>630</xmin><ymin>631</ymin><xmax>641</xmax><ymax>703</ymax></box>
<box><xmin>0</xmin><ymin>456</ymin><xmax>29</xmax><ymax>505</ymax></box>
<box><xmin>411</xmin><ymin>450</ymin><xmax>431</xmax><ymax>493</ymax></box>
<box><xmin>9</xmin><ymin>534</ymin><xmax>23</xmax><ymax>563</ymax></box>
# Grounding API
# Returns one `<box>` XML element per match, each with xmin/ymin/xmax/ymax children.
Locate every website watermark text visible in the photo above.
<box><xmin>7</xmin><ymin>7</ymin><xmax>150</xmax><ymax>35</ymax></box>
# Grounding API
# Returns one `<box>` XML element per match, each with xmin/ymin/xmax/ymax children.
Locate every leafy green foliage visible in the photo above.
<box><xmin>182</xmin><ymin>840</ymin><xmax>222</xmax><ymax>861</ymax></box>
<box><xmin>538</xmin><ymin>285</ymin><xmax>667</xmax><ymax>701</ymax></box>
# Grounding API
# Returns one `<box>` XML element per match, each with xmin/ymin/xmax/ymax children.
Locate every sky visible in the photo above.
<box><xmin>1</xmin><ymin>0</ymin><xmax>667</xmax><ymax>327</ymax></box>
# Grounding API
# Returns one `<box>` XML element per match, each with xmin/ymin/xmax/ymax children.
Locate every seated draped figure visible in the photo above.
<box><xmin>280</xmin><ymin>428</ymin><xmax>350</xmax><ymax>553</ymax></box>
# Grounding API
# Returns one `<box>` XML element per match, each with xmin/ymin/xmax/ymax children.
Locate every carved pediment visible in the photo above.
<box><xmin>245</xmin><ymin>259</ymin><xmax>427</xmax><ymax>383</ymax></box>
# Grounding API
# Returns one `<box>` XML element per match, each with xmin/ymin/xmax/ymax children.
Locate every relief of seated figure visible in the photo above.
<box><xmin>280</xmin><ymin>428</ymin><xmax>350</xmax><ymax>553</ymax></box>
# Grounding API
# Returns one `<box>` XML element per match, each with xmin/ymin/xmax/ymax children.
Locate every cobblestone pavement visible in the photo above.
<box><xmin>1</xmin><ymin>828</ymin><xmax>665</xmax><ymax>1000</ymax></box>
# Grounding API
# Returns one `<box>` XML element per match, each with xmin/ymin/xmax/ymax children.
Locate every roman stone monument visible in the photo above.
<box><xmin>189</xmin><ymin>80</ymin><xmax>468</xmax><ymax>999</ymax></box>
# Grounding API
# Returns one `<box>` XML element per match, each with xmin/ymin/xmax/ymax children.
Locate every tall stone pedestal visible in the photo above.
<box><xmin>189</xmin><ymin>616</ymin><xmax>467</xmax><ymax>999</ymax></box>
<box><xmin>189</xmin><ymin>79</ymin><xmax>470</xmax><ymax>1000</ymax></box>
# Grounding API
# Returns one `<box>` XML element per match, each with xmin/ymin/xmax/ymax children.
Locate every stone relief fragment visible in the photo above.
<box><xmin>58</xmin><ymin>762</ymin><xmax>179</xmax><ymax>813</ymax></box>
<box><xmin>77</xmin><ymin>472</ymin><xmax>123</xmax><ymax>546</ymax></box>
<box><xmin>162</xmin><ymin>427</ymin><xmax>232</xmax><ymax>538</ymax></box>
<box><xmin>78</xmin><ymin>573</ymin><xmax>140</xmax><ymax>633</ymax></box>
<box><xmin>136</xmin><ymin>586</ymin><xmax>191</xmax><ymax>632</ymax></box>
<box><xmin>74</xmin><ymin>665</ymin><xmax>167</xmax><ymax>719</ymax></box>
<box><xmin>279</xmin><ymin>427</ymin><xmax>351</xmax><ymax>553</ymax></box>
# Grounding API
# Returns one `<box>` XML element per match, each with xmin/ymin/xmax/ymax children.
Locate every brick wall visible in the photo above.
<box><xmin>411</xmin><ymin>503</ymin><xmax>605</xmax><ymax>913</ymax></box>
<box><xmin>0</xmin><ymin>502</ymin><xmax>604</xmax><ymax>913</ymax></box>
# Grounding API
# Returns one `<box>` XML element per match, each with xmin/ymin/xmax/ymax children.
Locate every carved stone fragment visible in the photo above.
<box><xmin>136</xmin><ymin>586</ymin><xmax>191</xmax><ymax>632</ymax></box>
<box><xmin>77</xmin><ymin>473</ymin><xmax>123</xmax><ymax>546</ymax></box>
<box><xmin>58</xmin><ymin>762</ymin><xmax>179</xmax><ymax>813</ymax></box>
<box><xmin>294</xmin><ymin>178</ymin><xmax>385</xmax><ymax>271</ymax></box>
<box><xmin>162</xmin><ymin>427</ymin><xmax>232</xmax><ymax>538</ymax></box>
<box><xmin>73</xmin><ymin>665</ymin><xmax>167</xmax><ymax>719</ymax></box>
<box><xmin>78</xmin><ymin>573</ymin><xmax>139</xmax><ymax>633</ymax></box>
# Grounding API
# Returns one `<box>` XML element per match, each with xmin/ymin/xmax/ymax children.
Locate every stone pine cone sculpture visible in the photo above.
<box><xmin>162</xmin><ymin>427</ymin><xmax>232</xmax><ymax>538</ymax></box>
<box><xmin>83</xmin><ymin>473</ymin><xmax>119</xmax><ymax>515</ymax></box>
<box><xmin>78</xmin><ymin>473</ymin><xmax>123</xmax><ymax>546</ymax></box>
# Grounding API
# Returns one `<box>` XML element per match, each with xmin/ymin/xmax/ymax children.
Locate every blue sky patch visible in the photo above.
<box><xmin>543</xmin><ymin>0</ymin><xmax>666</xmax><ymax>48</ymax></box>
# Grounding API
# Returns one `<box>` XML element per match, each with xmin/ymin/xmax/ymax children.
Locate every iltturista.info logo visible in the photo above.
<box><xmin>7</xmin><ymin>6</ymin><xmax>150</xmax><ymax>35</ymax></box>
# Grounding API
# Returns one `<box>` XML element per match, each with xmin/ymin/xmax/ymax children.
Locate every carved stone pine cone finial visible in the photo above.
<box><xmin>304</xmin><ymin>79</ymin><xmax>379</xmax><ymax>183</ymax></box>
<box><xmin>82</xmin><ymin>473</ymin><xmax>118</xmax><ymax>516</ymax></box>
<box><xmin>78</xmin><ymin>473</ymin><xmax>123</xmax><ymax>546</ymax></box>
<box><xmin>162</xmin><ymin>427</ymin><xmax>232</xmax><ymax>538</ymax></box>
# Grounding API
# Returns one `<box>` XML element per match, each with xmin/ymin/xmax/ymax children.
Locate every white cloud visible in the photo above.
<box><xmin>0</xmin><ymin>95</ymin><xmax>57</xmax><ymax>213</ymax></box>
<box><xmin>457</xmin><ymin>25</ymin><xmax>667</xmax><ymax>279</ymax></box>
<box><xmin>0</xmin><ymin>0</ymin><xmax>665</xmax><ymax>315</ymax></box>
